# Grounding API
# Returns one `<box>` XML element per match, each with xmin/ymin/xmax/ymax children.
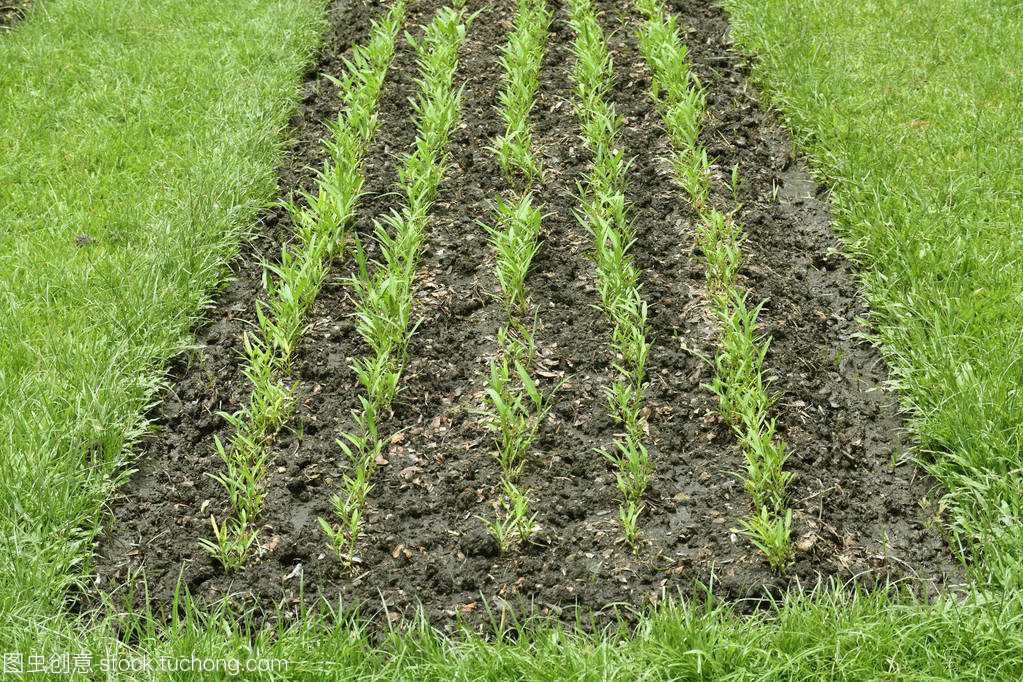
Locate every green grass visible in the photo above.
<box><xmin>720</xmin><ymin>0</ymin><xmax>1023</xmax><ymax>590</ymax></box>
<box><xmin>49</xmin><ymin>584</ymin><xmax>1023</xmax><ymax>679</ymax></box>
<box><xmin>0</xmin><ymin>0</ymin><xmax>324</xmax><ymax>653</ymax></box>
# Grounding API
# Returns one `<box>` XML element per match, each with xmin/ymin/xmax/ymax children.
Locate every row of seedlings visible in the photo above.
<box><xmin>319</xmin><ymin>1</ymin><xmax>472</xmax><ymax>565</ymax></box>
<box><xmin>475</xmin><ymin>0</ymin><xmax>556</xmax><ymax>555</ymax></box>
<box><xmin>634</xmin><ymin>0</ymin><xmax>795</xmax><ymax>573</ymax></box>
<box><xmin>567</xmin><ymin>0</ymin><xmax>653</xmax><ymax>552</ymax></box>
<box><xmin>200</xmin><ymin>1</ymin><xmax>406</xmax><ymax>571</ymax></box>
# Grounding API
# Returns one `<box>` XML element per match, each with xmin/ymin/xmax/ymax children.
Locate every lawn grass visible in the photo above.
<box><xmin>4</xmin><ymin>0</ymin><xmax>1023</xmax><ymax>678</ymax></box>
<box><xmin>61</xmin><ymin>585</ymin><xmax>1023</xmax><ymax>679</ymax></box>
<box><xmin>720</xmin><ymin>0</ymin><xmax>1023</xmax><ymax>591</ymax></box>
<box><xmin>0</xmin><ymin>0</ymin><xmax>324</xmax><ymax>655</ymax></box>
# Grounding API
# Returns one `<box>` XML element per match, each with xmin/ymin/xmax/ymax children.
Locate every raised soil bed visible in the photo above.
<box><xmin>92</xmin><ymin>0</ymin><xmax>960</xmax><ymax>634</ymax></box>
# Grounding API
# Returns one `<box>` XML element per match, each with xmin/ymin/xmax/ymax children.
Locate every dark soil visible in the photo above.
<box><xmin>0</xmin><ymin>0</ymin><xmax>30</xmax><ymax>31</ymax></box>
<box><xmin>91</xmin><ymin>0</ymin><xmax>961</xmax><ymax>635</ymax></box>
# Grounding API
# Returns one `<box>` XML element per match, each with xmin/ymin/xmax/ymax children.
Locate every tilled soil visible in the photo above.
<box><xmin>91</xmin><ymin>0</ymin><xmax>961</xmax><ymax>634</ymax></box>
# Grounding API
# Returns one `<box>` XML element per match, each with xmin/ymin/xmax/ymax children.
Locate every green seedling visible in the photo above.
<box><xmin>199</xmin><ymin>512</ymin><xmax>258</xmax><ymax>573</ymax></box>
<box><xmin>603</xmin><ymin>378</ymin><xmax>642</xmax><ymax>439</ymax></box>
<box><xmin>619</xmin><ymin>498</ymin><xmax>644</xmax><ymax>553</ymax></box>
<box><xmin>505</xmin><ymin>479</ymin><xmax>541</xmax><ymax>546</ymax></box>
<box><xmin>477</xmin><ymin>349</ymin><xmax>560</xmax><ymax>480</ymax></box>
<box><xmin>492</xmin><ymin>0</ymin><xmax>550</xmax><ymax>184</ymax></box>
<box><xmin>477</xmin><ymin>0</ymin><xmax>555</xmax><ymax>563</ymax></box>
<box><xmin>568</xmin><ymin>0</ymin><xmax>655</xmax><ymax>548</ymax></box>
<box><xmin>324</xmin><ymin>3</ymin><xmax>470</xmax><ymax>562</ymax></box>
<box><xmin>706</xmin><ymin>287</ymin><xmax>769</xmax><ymax>422</ymax></box>
<box><xmin>696</xmin><ymin>210</ymin><xmax>743</xmax><ymax>293</ymax></box>
<box><xmin>318</xmin><ymin>480</ymin><xmax>371</xmax><ymax>566</ymax></box>
<box><xmin>599</xmin><ymin>438</ymin><xmax>652</xmax><ymax>503</ymax></box>
<box><xmin>738</xmin><ymin>506</ymin><xmax>794</xmax><ymax>575</ymax></box>
<box><xmin>475</xmin><ymin>510</ymin><xmax>514</xmax><ymax>558</ymax></box>
<box><xmin>637</xmin><ymin>0</ymin><xmax>796</xmax><ymax>567</ymax></box>
<box><xmin>493</xmin><ymin>132</ymin><xmax>542</xmax><ymax>185</ymax></box>
<box><xmin>207</xmin><ymin>432</ymin><xmax>265</xmax><ymax>520</ymax></box>
<box><xmin>674</xmin><ymin>147</ymin><xmax>711</xmax><ymax>209</ymax></box>
<box><xmin>476</xmin><ymin>480</ymin><xmax>540</xmax><ymax>555</ymax></box>
<box><xmin>203</xmin><ymin>1</ymin><xmax>406</xmax><ymax>568</ymax></box>
<box><xmin>240</xmin><ymin>358</ymin><xmax>294</xmax><ymax>439</ymax></box>
<box><xmin>484</xmin><ymin>193</ymin><xmax>544</xmax><ymax>316</ymax></box>
<box><xmin>737</xmin><ymin>416</ymin><xmax>793</xmax><ymax>507</ymax></box>
<box><xmin>636</xmin><ymin>0</ymin><xmax>705</xmax><ymax>155</ymax></box>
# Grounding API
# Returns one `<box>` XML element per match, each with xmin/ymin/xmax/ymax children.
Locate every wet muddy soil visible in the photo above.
<box><xmin>91</xmin><ymin>0</ymin><xmax>961</xmax><ymax>634</ymax></box>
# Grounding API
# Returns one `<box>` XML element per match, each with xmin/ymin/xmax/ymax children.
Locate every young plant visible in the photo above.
<box><xmin>738</xmin><ymin>506</ymin><xmax>794</xmax><ymax>575</ymax></box>
<box><xmin>637</xmin><ymin>0</ymin><xmax>795</xmax><ymax>572</ymax></box>
<box><xmin>484</xmin><ymin>193</ymin><xmax>544</xmax><ymax>316</ymax></box>
<box><xmin>738</xmin><ymin>415</ymin><xmax>794</xmax><ymax>509</ymax></box>
<box><xmin>696</xmin><ymin>210</ymin><xmax>743</xmax><ymax>294</ymax></box>
<box><xmin>478</xmin><ymin>479</ymin><xmax>541</xmax><ymax>555</ymax></box>
<box><xmin>568</xmin><ymin>0</ymin><xmax>654</xmax><ymax>548</ymax></box>
<box><xmin>706</xmin><ymin>287</ymin><xmax>768</xmax><ymax>424</ymax></box>
<box><xmin>200</xmin><ymin>1</ymin><xmax>405</xmax><ymax>569</ymax></box>
<box><xmin>199</xmin><ymin>513</ymin><xmax>257</xmax><ymax>573</ymax></box>
<box><xmin>635</xmin><ymin>0</ymin><xmax>710</xmax><ymax>210</ymax></box>
<box><xmin>703</xmin><ymin>285</ymin><xmax>795</xmax><ymax>566</ymax></box>
<box><xmin>505</xmin><ymin>479</ymin><xmax>541</xmax><ymax>546</ymax></box>
<box><xmin>674</xmin><ymin>146</ymin><xmax>711</xmax><ymax>209</ymax></box>
<box><xmin>318</xmin><ymin>479</ymin><xmax>370</xmax><ymax>566</ymax></box>
<box><xmin>324</xmin><ymin>3</ymin><xmax>472</xmax><ymax>563</ymax></box>
<box><xmin>477</xmin><ymin>326</ymin><xmax>560</xmax><ymax>479</ymax></box>
<box><xmin>475</xmin><ymin>509</ymin><xmax>514</xmax><ymax>558</ymax></box>
<box><xmin>477</xmin><ymin>0</ymin><xmax>553</xmax><ymax>555</ymax></box>
<box><xmin>491</xmin><ymin>0</ymin><xmax>551</xmax><ymax>184</ymax></box>
<box><xmin>619</xmin><ymin>498</ymin><xmax>644</xmax><ymax>553</ymax></box>
<box><xmin>635</xmin><ymin>0</ymin><xmax>706</xmax><ymax>154</ymax></box>
<box><xmin>599</xmin><ymin>438</ymin><xmax>652</xmax><ymax>503</ymax></box>
<box><xmin>207</xmin><ymin>427</ymin><xmax>267</xmax><ymax>521</ymax></box>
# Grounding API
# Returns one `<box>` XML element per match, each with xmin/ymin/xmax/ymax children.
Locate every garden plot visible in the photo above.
<box><xmin>93</xmin><ymin>0</ymin><xmax>958</xmax><ymax>631</ymax></box>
